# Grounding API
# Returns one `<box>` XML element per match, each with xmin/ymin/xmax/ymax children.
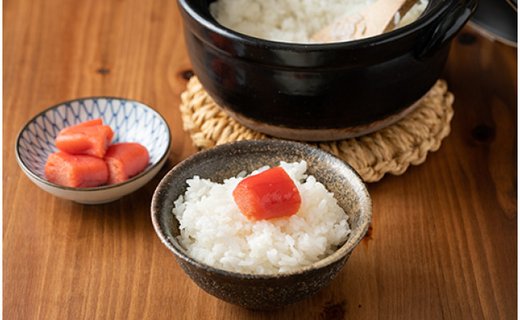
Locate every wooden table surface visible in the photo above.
<box><xmin>4</xmin><ymin>1</ymin><xmax>517</xmax><ymax>319</ymax></box>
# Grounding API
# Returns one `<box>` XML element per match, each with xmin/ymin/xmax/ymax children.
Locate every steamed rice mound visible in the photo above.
<box><xmin>210</xmin><ymin>0</ymin><xmax>429</xmax><ymax>43</ymax></box>
<box><xmin>172</xmin><ymin>161</ymin><xmax>351</xmax><ymax>275</ymax></box>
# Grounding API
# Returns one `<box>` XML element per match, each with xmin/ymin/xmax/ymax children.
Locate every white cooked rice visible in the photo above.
<box><xmin>210</xmin><ymin>0</ymin><xmax>429</xmax><ymax>43</ymax></box>
<box><xmin>172</xmin><ymin>161</ymin><xmax>350</xmax><ymax>275</ymax></box>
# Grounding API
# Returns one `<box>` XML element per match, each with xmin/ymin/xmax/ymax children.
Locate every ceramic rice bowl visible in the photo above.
<box><xmin>151</xmin><ymin>140</ymin><xmax>371</xmax><ymax>309</ymax></box>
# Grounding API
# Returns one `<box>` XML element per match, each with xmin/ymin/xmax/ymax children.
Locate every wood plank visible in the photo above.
<box><xmin>4</xmin><ymin>0</ymin><xmax>516</xmax><ymax>318</ymax></box>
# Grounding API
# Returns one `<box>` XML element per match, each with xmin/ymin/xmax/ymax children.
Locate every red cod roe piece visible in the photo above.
<box><xmin>104</xmin><ymin>142</ymin><xmax>150</xmax><ymax>184</ymax></box>
<box><xmin>44</xmin><ymin>151</ymin><xmax>109</xmax><ymax>188</ymax></box>
<box><xmin>233</xmin><ymin>166</ymin><xmax>302</xmax><ymax>220</ymax></box>
<box><xmin>55</xmin><ymin>118</ymin><xmax>114</xmax><ymax>158</ymax></box>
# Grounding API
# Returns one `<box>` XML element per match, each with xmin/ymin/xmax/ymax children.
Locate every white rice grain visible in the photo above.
<box><xmin>210</xmin><ymin>0</ymin><xmax>429</xmax><ymax>43</ymax></box>
<box><xmin>172</xmin><ymin>161</ymin><xmax>350</xmax><ymax>275</ymax></box>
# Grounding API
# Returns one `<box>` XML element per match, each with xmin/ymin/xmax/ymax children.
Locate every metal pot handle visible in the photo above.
<box><xmin>417</xmin><ymin>0</ymin><xmax>478</xmax><ymax>59</ymax></box>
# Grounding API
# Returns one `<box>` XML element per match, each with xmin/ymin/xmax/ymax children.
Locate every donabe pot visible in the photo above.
<box><xmin>178</xmin><ymin>0</ymin><xmax>477</xmax><ymax>141</ymax></box>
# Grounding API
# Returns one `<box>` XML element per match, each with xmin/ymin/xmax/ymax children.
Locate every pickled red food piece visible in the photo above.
<box><xmin>233</xmin><ymin>167</ymin><xmax>301</xmax><ymax>220</ymax></box>
<box><xmin>44</xmin><ymin>151</ymin><xmax>109</xmax><ymax>188</ymax></box>
<box><xmin>55</xmin><ymin>118</ymin><xmax>114</xmax><ymax>158</ymax></box>
<box><xmin>104</xmin><ymin>142</ymin><xmax>150</xmax><ymax>184</ymax></box>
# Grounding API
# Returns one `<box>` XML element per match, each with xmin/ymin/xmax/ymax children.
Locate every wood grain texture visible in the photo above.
<box><xmin>3</xmin><ymin>1</ymin><xmax>517</xmax><ymax>319</ymax></box>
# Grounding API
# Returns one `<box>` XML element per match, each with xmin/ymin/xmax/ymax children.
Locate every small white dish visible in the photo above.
<box><xmin>16</xmin><ymin>97</ymin><xmax>171</xmax><ymax>204</ymax></box>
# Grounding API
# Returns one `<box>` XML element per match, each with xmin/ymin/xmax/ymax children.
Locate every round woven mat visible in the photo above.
<box><xmin>180</xmin><ymin>77</ymin><xmax>454</xmax><ymax>182</ymax></box>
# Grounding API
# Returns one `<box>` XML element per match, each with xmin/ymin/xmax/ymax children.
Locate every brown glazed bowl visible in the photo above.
<box><xmin>177</xmin><ymin>0</ymin><xmax>477</xmax><ymax>141</ymax></box>
<box><xmin>151</xmin><ymin>140</ymin><xmax>372</xmax><ymax>309</ymax></box>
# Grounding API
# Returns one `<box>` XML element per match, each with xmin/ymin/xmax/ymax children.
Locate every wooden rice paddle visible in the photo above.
<box><xmin>311</xmin><ymin>0</ymin><xmax>416</xmax><ymax>43</ymax></box>
<box><xmin>385</xmin><ymin>0</ymin><xmax>419</xmax><ymax>32</ymax></box>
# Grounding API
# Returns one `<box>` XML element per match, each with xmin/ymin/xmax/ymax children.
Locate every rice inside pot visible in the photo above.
<box><xmin>172</xmin><ymin>161</ymin><xmax>351</xmax><ymax>275</ymax></box>
<box><xmin>210</xmin><ymin>0</ymin><xmax>429</xmax><ymax>43</ymax></box>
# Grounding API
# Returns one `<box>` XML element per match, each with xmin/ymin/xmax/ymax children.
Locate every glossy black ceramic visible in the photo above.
<box><xmin>178</xmin><ymin>0</ymin><xmax>477</xmax><ymax>141</ymax></box>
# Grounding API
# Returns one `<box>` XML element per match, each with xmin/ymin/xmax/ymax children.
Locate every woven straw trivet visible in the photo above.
<box><xmin>180</xmin><ymin>77</ymin><xmax>454</xmax><ymax>182</ymax></box>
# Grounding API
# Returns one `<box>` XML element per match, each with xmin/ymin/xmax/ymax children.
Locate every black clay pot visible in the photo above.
<box><xmin>178</xmin><ymin>0</ymin><xmax>477</xmax><ymax>141</ymax></box>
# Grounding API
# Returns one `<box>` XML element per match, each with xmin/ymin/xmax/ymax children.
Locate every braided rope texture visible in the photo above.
<box><xmin>180</xmin><ymin>77</ymin><xmax>454</xmax><ymax>182</ymax></box>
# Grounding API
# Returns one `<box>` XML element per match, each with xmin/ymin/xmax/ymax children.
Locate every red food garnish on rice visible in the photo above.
<box><xmin>232</xmin><ymin>166</ymin><xmax>301</xmax><ymax>220</ymax></box>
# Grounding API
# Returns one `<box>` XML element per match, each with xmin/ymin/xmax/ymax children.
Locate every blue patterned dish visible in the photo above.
<box><xmin>16</xmin><ymin>97</ymin><xmax>171</xmax><ymax>204</ymax></box>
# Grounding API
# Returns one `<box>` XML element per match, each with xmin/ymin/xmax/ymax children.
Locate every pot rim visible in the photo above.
<box><xmin>178</xmin><ymin>0</ymin><xmax>452</xmax><ymax>50</ymax></box>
